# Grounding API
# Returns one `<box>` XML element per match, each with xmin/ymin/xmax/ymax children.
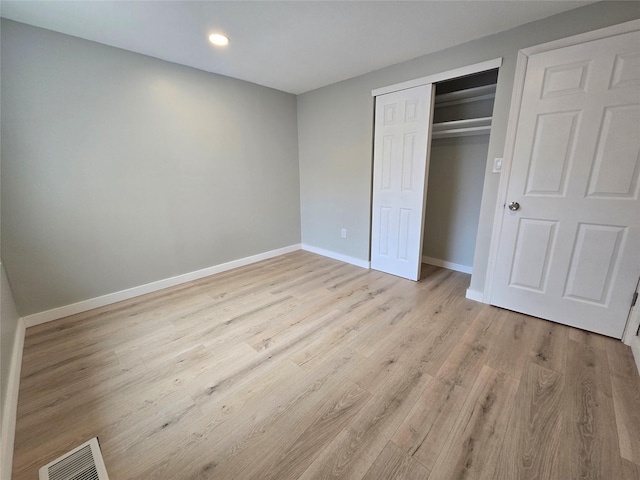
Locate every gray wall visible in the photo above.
<box><xmin>1</xmin><ymin>20</ymin><xmax>301</xmax><ymax>316</ymax></box>
<box><xmin>423</xmin><ymin>136</ymin><xmax>489</xmax><ymax>268</ymax></box>
<box><xmin>297</xmin><ymin>1</ymin><xmax>640</xmax><ymax>294</ymax></box>
<box><xmin>1</xmin><ymin>263</ymin><xmax>20</xmax><ymax>429</ymax></box>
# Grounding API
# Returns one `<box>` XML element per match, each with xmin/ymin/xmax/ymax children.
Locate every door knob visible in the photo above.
<box><xmin>508</xmin><ymin>201</ymin><xmax>520</xmax><ymax>211</ymax></box>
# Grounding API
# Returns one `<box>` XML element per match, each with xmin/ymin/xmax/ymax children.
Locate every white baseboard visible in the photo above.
<box><xmin>465</xmin><ymin>288</ymin><xmax>485</xmax><ymax>303</ymax></box>
<box><xmin>23</xmin><ymin>244</ymin><xmax>301</xmax><ymax>328</ymax></box>
<box><xmin>1</xmin><ymin>318</ymin><xmax>26</xmax><ymax>480</ymax></box>
<box><xmin>301</xmin><ymin>244</ymin><xmax>370</xmax><ymax>269</ymax></box>
<box><xmin>422</xmin><ymin>256</ymin><xmax>473</xmax><ymax>274</ymax></box>
<box><xmin>631</xmin><ymin>336</ymin><xmax>640</xmax><ymax>376</ymax></box>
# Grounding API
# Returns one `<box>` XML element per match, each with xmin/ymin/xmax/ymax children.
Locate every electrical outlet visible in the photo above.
<box><xmin>341</xmin><ymin>228</ymin><xmax>347</xmax><ymax>239</ymax></box>
<box><xmin>493</xmin><ymin>157</ymin><xmax>503</xmax><ymax>173</ymax></box>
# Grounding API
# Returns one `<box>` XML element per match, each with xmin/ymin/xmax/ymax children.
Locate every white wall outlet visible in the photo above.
<box><xmin>341</xmin><ymin>228</ymin><xmax>347</xmax><ymax>239</ymax></box>
<box><xmin>493</xmin><ymin>157</ymin><xmax>503</xmax><ymax>173</ymax></box>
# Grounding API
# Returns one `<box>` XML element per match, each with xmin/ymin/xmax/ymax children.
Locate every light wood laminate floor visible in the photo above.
<box><xmin>12</xmin><ymin>251</ymin><xmax>640</xmax><ymax>479</ymax></box>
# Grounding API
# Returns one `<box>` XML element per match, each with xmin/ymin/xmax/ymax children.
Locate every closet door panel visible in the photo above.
<box><xmin>371</xmin><ymin>84</ymin><xmax>434</xmax><ymax>281</ymax></box>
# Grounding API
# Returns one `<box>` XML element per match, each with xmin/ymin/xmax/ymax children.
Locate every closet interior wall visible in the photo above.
<box><xmin>422</xmin><ymin>70</ymin><xmax>498</xmax><ymax>273</ymax></box>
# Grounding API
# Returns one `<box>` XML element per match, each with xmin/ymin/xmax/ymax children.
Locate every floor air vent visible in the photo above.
<box><xmin>39</xmin><ymin>437</ymin><xmax>109</xmax><ymax>480</ymax></box>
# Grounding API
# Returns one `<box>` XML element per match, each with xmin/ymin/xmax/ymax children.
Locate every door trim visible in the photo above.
<box><xmin>484</xmin><ymin>19</ymin><xmax>640</xmax><ymax>308</ymax></box>
<box><xmin>371</xmin><ymin>58</ymin><xmax>503</xmax><ymax>97</ymax></box>
<box><xmin>520</xmin><ymin>18</ymin><xmax>640</xmax><ymax>57</ymax></box>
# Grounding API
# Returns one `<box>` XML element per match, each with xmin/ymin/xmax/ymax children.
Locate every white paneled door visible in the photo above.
<box><xmin>491</xmin><ymin>28</ymin><xmax>640</xmax><ymax>338</ymax></box>
<box><xmin>371</xmin><ymin>84</ymin><xmax>434</xmax><ymax>281</ymax></box>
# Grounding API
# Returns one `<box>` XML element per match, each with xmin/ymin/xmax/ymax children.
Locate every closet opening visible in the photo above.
<box><xmin>422</xmin><ymin>69</ymin><xmax>498</xmax><ymax>275</ymax></box>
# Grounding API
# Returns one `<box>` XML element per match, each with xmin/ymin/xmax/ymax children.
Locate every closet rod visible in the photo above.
<box><xmin>431</xmin><ymin>117</ymin><xmax>492</xmax><ymax>139</ymax></box>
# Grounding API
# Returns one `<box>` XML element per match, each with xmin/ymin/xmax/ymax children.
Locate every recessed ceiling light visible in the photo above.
<box><xmin>209</xmin><ymin>33</ymin><xmax>229</xmax><ymax>46</ymax></box>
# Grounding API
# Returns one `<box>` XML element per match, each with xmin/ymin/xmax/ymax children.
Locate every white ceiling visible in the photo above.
<box><xmin>1</xmin><ymin>1</ymin><xmax>594</xmax><ymax>94</ymax></box>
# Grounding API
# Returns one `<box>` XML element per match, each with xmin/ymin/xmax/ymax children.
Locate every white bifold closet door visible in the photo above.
<box><xmin>371</xmin><ymin>84</ymin><xmax>434</xmax><ymax>281</ymax></box>
<box><xmin>490</xmin><ymin>29</ymin><xmax>640</xmax><ymax>338</ymax></box>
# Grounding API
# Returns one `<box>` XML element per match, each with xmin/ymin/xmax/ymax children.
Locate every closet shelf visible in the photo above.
<box><xmin>434</xmin><ymin>84</ymin><xmax>496</xmax><ymax>108</ymax></box>
<box><xmin>431</xmin><ymin>117</ymin><xmax>492</xmax><ymax>139</ymax></box>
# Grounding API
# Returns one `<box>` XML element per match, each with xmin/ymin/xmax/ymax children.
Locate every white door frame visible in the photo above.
<box><xmin>371</xmin><ymin>58</ymin><xmax>503</xmax><ymax>97</ymax></box>
<box><xmin>370</xmin><ymin>57</ymin><xmax>503</xmax><ymax>270</ymax></box>
<box><xmin>484</xmin><ymin>19</ymin><xmax>640</xmax><ymax>344</ymax></box>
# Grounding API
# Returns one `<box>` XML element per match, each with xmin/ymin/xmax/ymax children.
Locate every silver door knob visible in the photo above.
<box><xmin>508</xmin><ymin>201</ymin><xmax>520</xmax><ymax>211</ymax></box>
